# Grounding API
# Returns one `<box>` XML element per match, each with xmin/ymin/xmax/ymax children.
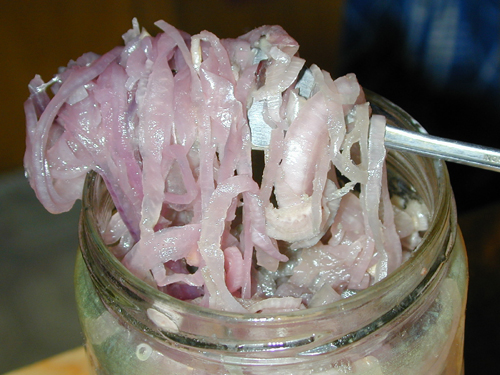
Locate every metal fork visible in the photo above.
<box><xmin>248</xmin><ymin>68</ymin><xmax>500</xmax><ymax>173</ymax></box>
<box><xmin>384</xmin><ymin>126</ymin><xmax>500</xmax><ymax>172</ymax></box>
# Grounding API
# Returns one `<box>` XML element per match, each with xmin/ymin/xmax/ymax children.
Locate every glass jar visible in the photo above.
<box><xmin>75</xmin><ymin>92</ymin><xmax>468</xmax><ymax>375</ymax></box>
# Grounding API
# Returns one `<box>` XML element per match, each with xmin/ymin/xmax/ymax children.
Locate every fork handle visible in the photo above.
<box><xmin>385</xmin><ymin>125</ymin><xmax>500</xmax><ymax>172</ymax></box>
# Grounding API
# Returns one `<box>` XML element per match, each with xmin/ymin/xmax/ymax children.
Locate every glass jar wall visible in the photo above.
<box><xmin>75</xmin><ymin>93</ymin><xmax>468</xmax><ymax>375</ymax></box>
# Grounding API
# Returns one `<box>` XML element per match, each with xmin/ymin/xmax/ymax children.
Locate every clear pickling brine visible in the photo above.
<box><xmin>75</xmin><ymin>92</ymin><xmax>468</xmax><ymax>375</ymax></box>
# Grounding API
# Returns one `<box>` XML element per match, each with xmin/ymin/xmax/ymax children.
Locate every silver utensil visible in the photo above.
<box><xmin>384</xmin><ymin>126</ymin><xmax>500</xmax><ymax>172</ymax></box>
<box><xmin>248</xmin><ymin>67</ymin><xmax>500</xmax><ymax>172</ymax></box>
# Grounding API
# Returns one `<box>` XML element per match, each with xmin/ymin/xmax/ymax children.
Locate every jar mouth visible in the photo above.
<box><xmin>79</xmin><ymin>91</ymin><xmax>456</xmax><ymax>353</ymax></box>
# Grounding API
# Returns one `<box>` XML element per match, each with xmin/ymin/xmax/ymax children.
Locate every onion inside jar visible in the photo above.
<box><xmin>25</xmin><ymin>19</ymin><xmax>468</xmax><ymax>374</ymax></box>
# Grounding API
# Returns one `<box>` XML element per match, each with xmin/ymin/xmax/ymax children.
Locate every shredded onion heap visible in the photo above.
<box><xmin>24</xmin><ymin>20</ymin><xmax>428</xmax><ymax>313</ymax></box>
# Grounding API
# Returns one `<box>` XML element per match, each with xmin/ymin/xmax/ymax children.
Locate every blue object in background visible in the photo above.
<box><xmin>341</xmin><ymin>0</ymin><xmax>499</xmax><ymax>102</ymax></box>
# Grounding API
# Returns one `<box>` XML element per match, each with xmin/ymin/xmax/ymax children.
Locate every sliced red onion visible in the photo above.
<box><xmin>24</xmin><ymin>20</ymin><xmax>426</xmax><ymax>313</ymax></box>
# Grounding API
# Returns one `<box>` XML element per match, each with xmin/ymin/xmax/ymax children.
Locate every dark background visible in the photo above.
<box><xmin>336</xmin><ymin>2</ymin><xmax>499</xmax><ymax>374</ymax></box>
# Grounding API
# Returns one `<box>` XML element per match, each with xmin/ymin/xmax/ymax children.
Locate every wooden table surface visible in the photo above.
<box><xmin>4</xmin><ymin>348</ymin><xmax>89</xmax><ymax>375</ymax></box>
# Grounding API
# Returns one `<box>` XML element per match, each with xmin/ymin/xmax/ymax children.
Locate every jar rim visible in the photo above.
<box><xmin>79</xmin><ymin>91</ymin><xmax>456</xmax><ymax>327</ymax></box>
